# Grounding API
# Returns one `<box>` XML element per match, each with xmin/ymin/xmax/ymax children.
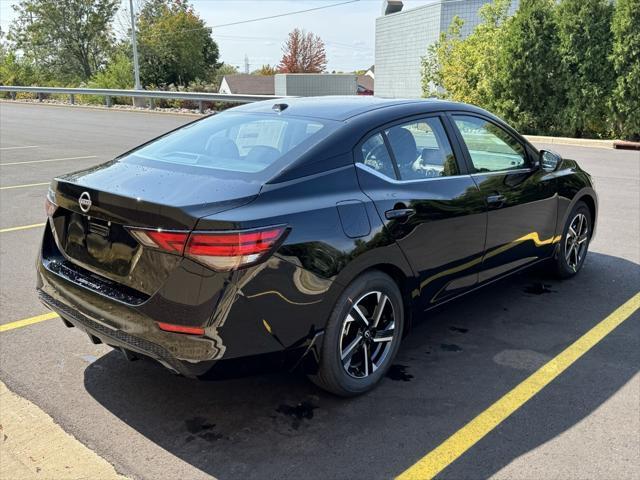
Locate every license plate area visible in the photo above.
<box><xmin>54</xmin><ymin>208</ymin><xmax>139</xmax><ymax>277</ymax></box>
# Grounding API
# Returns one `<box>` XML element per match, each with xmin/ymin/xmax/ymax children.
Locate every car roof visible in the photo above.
<box><xmin>231</xmin><ymin>95</ymin><xmax>467</xmax><ymax>121</ymax></box>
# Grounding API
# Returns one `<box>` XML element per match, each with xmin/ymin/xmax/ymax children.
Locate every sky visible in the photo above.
<box><xmin>0</xmin><ymin>0</ymin><xmax>438</xmax><ymax>72</ymax></box>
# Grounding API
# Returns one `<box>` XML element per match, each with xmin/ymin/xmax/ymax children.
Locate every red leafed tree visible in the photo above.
<box><xmin>278</xmin><ymin>28</ymin><xmax>327</xmax><ymax>73</ymax></box>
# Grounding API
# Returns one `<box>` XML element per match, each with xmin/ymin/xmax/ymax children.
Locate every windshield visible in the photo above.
<box><xmin>123</xmin><ymin>112</ymin><xmax>333</xmax><ymax>174</ymax></box>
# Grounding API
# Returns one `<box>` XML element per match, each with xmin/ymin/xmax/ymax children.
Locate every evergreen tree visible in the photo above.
<box><xmin>557</xmin><ymin>0</ymin><xmax>614</xmax><ymax>138</ymax></box>
<box><xmin>610</xmin><ymin>0</ymin><xmax>640</xmax><ymax>140</ymax></box>
<box><xmin>494</xmin><ymin>0</ymin><xmax>564</xmax><ymax>134</ymax></box>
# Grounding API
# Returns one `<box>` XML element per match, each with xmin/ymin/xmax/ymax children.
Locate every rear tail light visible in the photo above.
<box><xmin>128</xmin><ymin>226</ymin><xmax>287</xmax><ymax>271</ymax></box>
<box><xmin>129</xmin><ymin>229</ymin><xmax>188</xmax><ymax>254</ymax></box>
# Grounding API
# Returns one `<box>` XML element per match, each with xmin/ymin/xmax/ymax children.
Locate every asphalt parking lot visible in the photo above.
<box><xmin>1</xmin><ymin>102</ymin><xmax>638</xmax><ymax>480</ymax></box>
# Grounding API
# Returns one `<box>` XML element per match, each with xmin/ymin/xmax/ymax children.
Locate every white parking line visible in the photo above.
<box><xmin>0</xmin><ymin>182</ymin><xmax>50</xmax><ymax>191</ymax></box>
<box><xmin>0</xmin><ymin>145</ymin><xmax>40</xmax><ymax>151</ymax></box>
<box><xmin>0</xmin><ymin>155</ymin><xmax>97</xmax><ymax>166</ymax></box>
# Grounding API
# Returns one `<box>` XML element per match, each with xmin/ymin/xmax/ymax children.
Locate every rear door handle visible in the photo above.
<box><xmin>486</xmin><ymin>194</ymin><xmax>506</xmax><ymax>207</ymax></box>
<box><xmin>385</xmin><ymin>208</ymin><xmax>415</xmax><ymax>220</ymax></box>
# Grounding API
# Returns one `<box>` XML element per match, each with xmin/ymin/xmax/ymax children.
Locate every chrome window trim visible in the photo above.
<box><xmin>469</xmin><ymin>167</ymin><xmax>536</xmax><ymax>177</ymax></box>
<box><xmin>356</xmin><ymin>162</ymin><xmax>470</xmax><ymax>185</ymax></box>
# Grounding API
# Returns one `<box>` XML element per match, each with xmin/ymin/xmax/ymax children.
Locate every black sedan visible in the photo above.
<box><xmin>37</xmin><ymin>97</ymin><xmax>597</xmax><ymax>396</ymax></box>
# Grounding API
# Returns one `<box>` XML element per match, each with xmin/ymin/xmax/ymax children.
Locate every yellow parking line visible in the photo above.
<box><xmin>0</xmin><ymin>182</ymin><xmax>49</xmax><ymax>190</ymax></box>
<box><xmin>0</xmin><ymin>312</ymin><xmax>59</xmax><ymax>333</ymax></box>
<box><xmin>0</xmin><ymin>223</ymin><xmax>46</xmax><ymax>233</ymax></box>
<box><xmin>1</xmin><ymin>155</ymin><xmax>97</xmax><ymax>166</ymax></box>
<box><xmin>396</xmin><ymin>291</ymin><xmax>640</xmax><ymax>480</ymax></box>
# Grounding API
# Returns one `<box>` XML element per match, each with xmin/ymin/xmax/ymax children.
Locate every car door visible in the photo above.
<box><xmin>355</xmin><ymin>114</ymin><xmax>487</xmax><ymax>307</ymax></box>
<box><xmin>450</xmin><ymin>113</ymin><xmax>558</xmax><ymax>283</ymax></box>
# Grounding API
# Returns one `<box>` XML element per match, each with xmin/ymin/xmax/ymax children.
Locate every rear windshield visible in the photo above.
<box><xmin>124</xmin><ymin>112</ymin><xmax>333</xmax><ymax>174</ymax></box>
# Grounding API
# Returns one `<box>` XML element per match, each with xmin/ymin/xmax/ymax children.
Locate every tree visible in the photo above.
<box><xmin>278</xmin><ymin>28</ymin><xmax>327</xmax><ymax>73</ymax></box>
<box><xmin>421</xmin><ymin>0</ymin><xmax>512</xmax><ymax>108</ymax></box>
<box><xmin>8</xmin><ymin>0</ymin><xmax>119</xmax><ymax>83</ymax></box>
<box><xmin>137</xmin><ymin>0</ymin><xmax>219</xmax><ymax>87</ymax></box>
<box><xmin>252</xmin><ymin>64</ymin><xmax>278</xmax><ymax>76</ymax></box>
<box><xmin>89</xmin><ymin>49</ymin><xmax>134</xmax><ymax>89</ymax></box>
<box><xmin>556</xmin><ymin>0</ymin><xmax>614</xmax><ymax>138</ymax></box>
<box><xmin>610</xmin><ymin>0</ymin><xmax>640</xmax><ymax>140</ymax></box>
<box><xmin>494</xmin><ymin>0</ymin><xmax>565</xmax><ymax>134</ymax></box>
<box><xmin>0</xmin><ymin>49</ymin><xmax>40</xmax><ymax>86</ymax></box>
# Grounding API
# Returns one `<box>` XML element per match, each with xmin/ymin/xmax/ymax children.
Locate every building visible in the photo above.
<box><xmin>219</xmin><ymin>74</ymin><xmax>275</xmax><ymax>95</ymax></box>
<box><xmin>375</xmin><ymin>0</ymin><xmax>520</xmax><ymax>98</ymax></box>
<box><xmin>274</xmin><ymin>74</ymin><xmax>358</xmax><ymax>96</ymax></box>
<box><xmin>219</xmin><ymin>73</ymin><xmax>360</xmax><ymax>97</ymax></box>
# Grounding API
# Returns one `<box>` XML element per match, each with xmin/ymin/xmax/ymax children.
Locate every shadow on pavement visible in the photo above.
<box><xmin>84</xmin><ymin>252</ymin><xmax>639</xmax><ymax>480</ymax></box>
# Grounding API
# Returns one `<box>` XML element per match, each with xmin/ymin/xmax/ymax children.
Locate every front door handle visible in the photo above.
<box><xmin>385</xmin><ymin>208</ymin><xmax>415</xmax><ymax>220</ymax></box>
<box><xmin>486</xmin><ymin>194</ymin><xmax>506</xmax><ymax>207</ymax></box>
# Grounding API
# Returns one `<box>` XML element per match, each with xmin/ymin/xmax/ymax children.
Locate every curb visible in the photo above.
<box><xmin>613</xmin><ymin>140</ymin><xmax>640</xmax><ymax>151</ymax></box>
<box><xmin>526</xmin><ymin>135</ymin><xmax>614</xmax><ymax>150</ymax></box>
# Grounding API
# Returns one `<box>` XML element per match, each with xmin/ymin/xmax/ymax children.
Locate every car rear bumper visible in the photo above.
<box><xmin>36</xmin><ymin>223</ymin><xmax>335</xmax><ymax>378</ymax></box>
<box><xmin>37</xmin><ymin>289</ymin><xmax>211</xmax><ymax>376</ymax></box>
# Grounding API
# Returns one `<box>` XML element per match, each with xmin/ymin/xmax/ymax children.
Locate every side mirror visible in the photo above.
<box><xmin>540</xmin><ymin>150</ymin><xmax>562</xmax><ymax>172</ymax></box>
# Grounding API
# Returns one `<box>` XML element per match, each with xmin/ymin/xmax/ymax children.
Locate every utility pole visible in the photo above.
<box><xmin>129</xmin><ymin>0</ymin><xmax>142</xmax><ymax>90</ymax></box>
<box><xmin>244</xmin><ymin>54</ymin><xmax>250</xmax><ymax>74</ymax></box>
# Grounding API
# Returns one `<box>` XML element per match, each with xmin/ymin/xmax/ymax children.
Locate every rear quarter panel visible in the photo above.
<box><xmin>195</xmin><ymin>163</ymin><xmax>416</xmax><ymax>347</ymax></box>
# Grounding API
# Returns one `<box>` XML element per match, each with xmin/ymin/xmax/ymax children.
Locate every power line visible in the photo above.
<box><xmin>130</xmin><ymin>0</ymin><xmax>360</xmax><ymax>39</ymax></box>
<box><xmin>211</xmin><ymin>0</ymin><xmax>360</xmax><ymax>28</ymax></box>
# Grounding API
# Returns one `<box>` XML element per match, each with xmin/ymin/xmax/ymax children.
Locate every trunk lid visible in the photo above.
<box><xmin>49</xmin><ymin>159</ymin><xmax>261</xmax><ymax>291</ymax></box>
<box><xmin>53</xmin><ymin>159</ymin><xmax>261</xmax><ymax>229</ymax></box>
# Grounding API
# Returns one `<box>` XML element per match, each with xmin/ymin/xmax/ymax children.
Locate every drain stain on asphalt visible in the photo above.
<box><xmin>441</xmin><ymin>343</ymin><xmax>463</xmax><ymax>352</ymax></box>
<box><xmin>449</xmin><ymin>326</ymin><xmax>469</xmax><ymax>333</ymax></box>
<box><xmin>185</xmin><ymin>417</ymin><xmax>222</xmax><ymax>442</ymax></box>
<box><xmin>524</xmin><ymin>282</ymin><xmax>556</xmax><ymax>294</ymax></box>
<box><xmin>276</xmin><ymin>401</ymin><xmax>317</xmax><ymax>430</ymax></box>
<box><xmin>386</xmin><ymin>364</ymin><xmax>414</xmax><ymax>381</ymax></box>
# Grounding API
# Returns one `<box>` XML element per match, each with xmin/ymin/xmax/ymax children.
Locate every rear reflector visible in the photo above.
<box><xmin>45</xmin><ymin>189</ymin><xmax>57</xmax><ymax>217</ymax></box>
<box><xmin>157</xmin><ymin>322</ymin><xmax>205</xmax><ymax>335</ymax></box>
<box><xmin>128</xmin><ymin>225</ymin><xmax>287</xmax><ymax>271</ymax></box>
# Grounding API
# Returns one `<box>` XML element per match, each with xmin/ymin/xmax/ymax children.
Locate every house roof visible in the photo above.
<box><xmin>222</xmin><ymin>74</ymin><xmax>275</xmax><ymax>95</ymax></box>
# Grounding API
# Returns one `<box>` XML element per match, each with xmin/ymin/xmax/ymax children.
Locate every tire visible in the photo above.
<box><xmin>553</xmin><ymin>201</ymin><xmax>592</xmax><ymax>279</ymax></box>
<box><xmin>308</xmin><ymin>270</ymin><xmax>404</xmax><ymax>397</ymax></box>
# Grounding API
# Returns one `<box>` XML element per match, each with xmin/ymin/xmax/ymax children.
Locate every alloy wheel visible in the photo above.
<box><xmin>564</xmin><ymin>212</ymin><xmax>589</xmax><ymax>272</ymax></box>
<box><xmin>339</xmin><ymin>291</ymin><xmax>396</xmax><ymax>378</ymax></box>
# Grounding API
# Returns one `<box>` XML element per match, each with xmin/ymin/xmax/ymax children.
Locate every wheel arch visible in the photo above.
<box><xmin>563</xmin><ymin>188</ymin><xmax>598</xmax><ymax>240</ymax></box>
<box><xmin>330</xmin><ymin>255</ymin><xmax>418</xmax><ymax>336</ymax></box>
<box><xmin>578</xmin><ymin>193</ymin><xmax>597</xmax><ymax>235</ymax></box>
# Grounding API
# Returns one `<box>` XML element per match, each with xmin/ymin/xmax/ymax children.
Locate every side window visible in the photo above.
<box><xmin>359</xmin><ymin>133</ymin><xmax>397</xmax><ymax>180</ymax></box>
<box><xmin>385</xmin><ymin>117</ymin><xmax>458</xmax><ymax>180</ymax></box>
<box><xmin>453</xmin><ymin>115</ymin><xmax>528</xmax><ymax>172</ymax></box>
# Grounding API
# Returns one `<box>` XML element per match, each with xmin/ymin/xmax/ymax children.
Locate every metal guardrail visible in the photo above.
<box><xmin>0</xmin><ymin>85</ymin><xmax>280</xmax><ymax>112</ymax></box>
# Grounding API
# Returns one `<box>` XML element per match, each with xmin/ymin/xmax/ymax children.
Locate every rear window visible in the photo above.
<box><xmin>125</xmin><ymin>112</ymin><xmax>332</xmax><ymax>174</ymax></box>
